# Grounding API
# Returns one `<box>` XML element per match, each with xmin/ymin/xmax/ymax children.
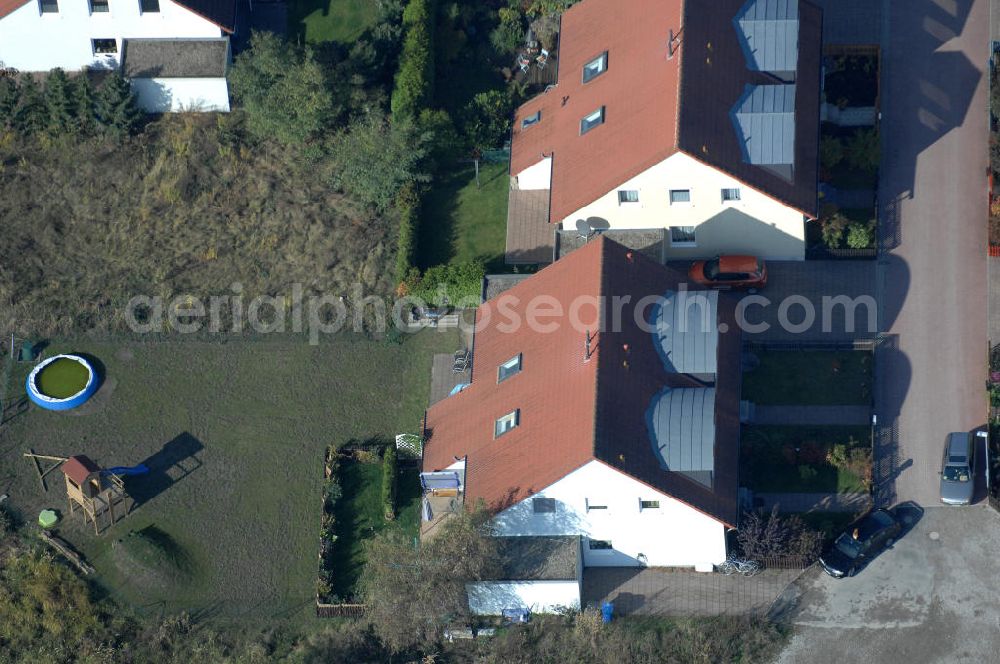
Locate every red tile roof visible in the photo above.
<box><xmin>423</xmin><ymin>236</ymin><xmax>741</xmax><ymax>526</ymax></box>
<box><xmin>510</xmin><ymin>0</ymin><xmax>684</xmax><ymax>224</ymax></box>
<box><xmin>62</xmin><ymin>455</ymin><xmax>100</xmax><ymax>486</ymax></box>
<box><xmin>0</xmin><ymin>0</ymin><xmax>26</xmax><ymax>20</ymax></box>
<box><xmin>510</xmin><ymin>0</ymin><xmax>820</xmax><ymax>225</ymax></box>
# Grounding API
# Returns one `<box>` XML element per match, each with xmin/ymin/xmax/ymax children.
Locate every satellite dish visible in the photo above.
<box><xmin>575</xmin><ymin>218</ymin><xmax>592</xmax><ymax>238</ymax></box>
<box><xmin>587</xmin><ymin>217</ymin><xmax>611</xmax><ymax>232</ymax></box>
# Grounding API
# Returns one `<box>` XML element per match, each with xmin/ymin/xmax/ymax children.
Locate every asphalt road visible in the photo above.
<box><xmin>775</xmin><ymin>506</ymin><xmax>1000</xmax><ymax>664</ymax></box>
<box><xmin>874</xmin><ymin>0</ymin><xmax>988</xmax><ymax>507</ymax></box>
<box><xmin>776</xmin><ymin>2</ymin><xmax>993</xmax><ymax>661</ymax></box>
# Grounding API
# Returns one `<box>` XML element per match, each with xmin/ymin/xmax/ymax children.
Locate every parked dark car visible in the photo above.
<box><xmin>688</xmin><ymin>255</ymin><xmax>767</xmax><ymax>290</ymax></box>
<box><xmin>819</xmin><ymin>508</ymin><xmax>902</xmax><ymax>578</ymax></box>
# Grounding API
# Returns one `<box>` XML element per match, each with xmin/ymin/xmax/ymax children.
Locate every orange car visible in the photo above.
<box><xmin>688</xmin><ymin>255</ymin><xmax>767</xmax><ymax>290</ymax></box>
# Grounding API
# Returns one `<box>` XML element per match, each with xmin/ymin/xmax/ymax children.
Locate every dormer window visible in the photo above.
<box><xmin>521</xmin><ymin>111</ymin><xmax>541</xmax><ymax>130</ymax></box>
<box><xmin>495</xmin><ymin>410</ymin><xmax>520</xmax><ymax>437</ymax></box>
<box><xmin>583</xmin><ymin>52</ymin><xmax>608</xmax><ymax>83</ymax></box>
<box><xmin>580</xmin><ymin>107</ymin><xmax>605</xmax><ymax>135</ymax></box>
<box><xmin>498</xmin><ymin>354</ymin><xmax>522</xmax><ymax>382</ymax></box>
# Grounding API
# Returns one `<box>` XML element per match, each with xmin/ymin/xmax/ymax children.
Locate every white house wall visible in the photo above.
<box><xmin>557</xmin><ymin>152</ymin><xmax>807</xmax><ymax>261</ymax></box>
<box><xmin>491</xmin><ymin>460</ymin><xmax>727</xmax><ymax>568</ymax></box>
<box><xmin>0</xmin><ymin>0</ymin><xmax>222</xmax><ymax>72</ymax></box>
<box><xmin>466</xmin><ymin>580</ymin><xmax>581</xmax><ymax>615</ymax></box>
<box><xmin>515</xmin><ymin>157</ymin><xmax>552</xmax><ymax>190</ymax></box>
<box><xmin>131</xmin><ymin>77</ymin><xmax>230</xmax><ymax>112</ymax></box>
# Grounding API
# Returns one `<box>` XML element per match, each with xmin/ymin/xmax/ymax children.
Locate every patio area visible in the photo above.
<box><xmin>582</xmin><ymin>566</ymin><xmax>805</xmax><ymax>617</ymax></box>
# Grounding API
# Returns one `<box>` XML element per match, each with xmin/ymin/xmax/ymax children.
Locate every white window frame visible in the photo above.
<box><xmin>494</xmin><ymin>409</ymin><xmax>519</xmax><ymax>438</ymax></box>
<box><xmin>92</xmin><ymin>38</ymin><xmax>118</xmax><ymax>55</ymax></box>
<box><xmin>669</xmin><ymin>189</ymin><xmax>691</xmax><ymax>205</ymax></box>
<box><xmin>580</xmin><ymin>107</ymin><xmax>605</xmax><ymax>135</ymax></box>
<box><xmin>669</xmin><ymin>226</ymin><xmax>697</xmax><ymax>247</ymax></box>
<box><xmin>639</xmin><ymin>499</ymin><xmax>661</xmax><ymax>511</ymax></box>
<box><xmin>582</xmin><ymin>51</ymin><xmax>608</xmax><ymax>83</ymax></box>
<box><xmin>521</xmin><ymin>111</ymin><xmax>541</xmax><ymax>130</ymax></box>
<box><xmin>532</xmin><ymin>497</ymin><xmax>556</xmax><ymax>514</ymax></box>
<box><xmin>497</xmin><ymin>354</ymin><xmax>522</xmax><ymax>383</ymax></box>
<box><xmin>617</xmin><ymin>190</ymin><xmax>639</xmax><ymax>204</ymax></box>
<box><xmin>721</xmin><ymin>187</ymin><xmax>741</xmax><ymax>203</ymax></box>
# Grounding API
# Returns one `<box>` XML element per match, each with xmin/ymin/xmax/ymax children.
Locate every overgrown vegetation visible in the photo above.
<box><xmin>741</xmin><ymin>426</ymin><xmax>872</xmax><ymax>494</ymax></box>
<box><xmin>743</xmin><ymin>351</ymin><xmax>873</xmax><ymax>406</ymax></box>
<box><xmin>737</xmin><ymin>506</ymin><xmax>824</xmax><ymax>561</ymax></box>
<box><xmin>381</xmin><ymin>443</ymin><xmax>397</xmax><ymax>520</ymax></box>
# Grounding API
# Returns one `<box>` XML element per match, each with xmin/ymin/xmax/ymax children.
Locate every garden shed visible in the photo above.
<box><xmin>121</xmin><ymin>38</ymin><xmax>230</xmax><ymax>113</ymax></box>
<box><xmin>466</xmin><ymin>536</ymin><xmax>582</xmax><ymax>615</ymax></box>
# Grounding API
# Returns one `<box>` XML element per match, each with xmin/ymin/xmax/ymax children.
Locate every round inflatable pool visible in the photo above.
<box><xmin>26</xmin><ymin>354</ymin><xmax>99</xmax><ymax>411</ymax></box>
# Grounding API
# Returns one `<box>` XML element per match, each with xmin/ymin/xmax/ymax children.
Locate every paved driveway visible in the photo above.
<box><xmin>874</xmin><ymin>0</ymin><xmax>988</xmax><ymax>507</ymax></box>
<box><xmin>775</xmin><ymin>506</ymin><xmax>1000</xmax><ymax>663</ymax></box>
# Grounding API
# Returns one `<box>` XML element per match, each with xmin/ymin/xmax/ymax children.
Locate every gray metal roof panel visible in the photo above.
<box><xmin>652</xmin><ymin>290</ymin><xmax>719</xmax><ymax>374</ymax></box>
<box><xmin>732</xmin><ymin>84</ymin><xmax>796</xmax><ymax>165</ymax></box>
<box><xmin>735</xmin><ymin>0</ymin><xmax>799</xmax><ymax>74</ymax></box>
<box><xmin>646</xmin><ymin>387</ymin><xmax>716</xmax><ymax>475</ymax></box>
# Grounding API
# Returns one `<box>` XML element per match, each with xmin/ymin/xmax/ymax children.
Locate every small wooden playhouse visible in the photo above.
<box><xmin>61</xmin><ymin>455</ymin><xmax>130</xmax><ymax>535</ymax></box>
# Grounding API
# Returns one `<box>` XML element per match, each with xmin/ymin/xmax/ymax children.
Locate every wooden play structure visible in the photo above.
<box><xmin>23</xmin><ymin>453</ymin><xmax>134</xmax><ymax>535</ymax></box>
<box><xmin>62</xmin><ymin>455</ymin><xmax>130</xmax><ymax>535</ymax></box>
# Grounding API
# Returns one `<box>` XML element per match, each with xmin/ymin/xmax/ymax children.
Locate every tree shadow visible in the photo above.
<box><xmin>128</xmin><ymin>432</ymin><xmax>204</xmax><ymax>507</ymax></box>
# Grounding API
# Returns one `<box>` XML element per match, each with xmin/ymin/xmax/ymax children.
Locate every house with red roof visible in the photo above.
<box><xmin>422</xmin><ymin>236</ymin><xmax>743</xmax><ymax>612</ymax></box>
<box><xmin>0</xmin><ymin>0</ymin><xmax>234</xmax><ymax>112</ymax></box>
<box><xmin>505</xmin><ymin>0</ymin><xmax>822</xmax><ymax>264</ymax></box>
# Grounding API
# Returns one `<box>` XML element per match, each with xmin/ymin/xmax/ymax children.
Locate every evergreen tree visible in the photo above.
<box><xmin>14</xmin><ymin>74</ymin><xmax>46</xmax><ymax>135</ymax></box>
<box><xmin>44</xmin><ymin>68</ymin><xmax>76</xmax><ymax>135</ymax></box>
<box><xmin>73</xmin><ymin>73</ymin><xmax>97</xmax><ymax>135</ymax></box>
<box><xmin>0</xmin><ymin>76</ymin><xmax>18</xmax><ymax>130</ymax></box>
<box><xmin>96</xmin><ymin>72</ymin><xmax>140</xmax><ymax>137</ymax></box>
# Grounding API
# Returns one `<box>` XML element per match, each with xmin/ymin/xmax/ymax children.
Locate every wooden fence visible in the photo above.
<box><xmin>315</xmin><ymin>602</ymin><xmax>366</xmax><ymax>619</ymax></box>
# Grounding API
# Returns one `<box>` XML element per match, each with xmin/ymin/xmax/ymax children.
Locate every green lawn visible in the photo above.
<box><xmin>418</xmin><ymin>162</ymin><xmax>509</xmax><ymax>271</ymax></box>
<box><xmin>742</xmin><ymin>350</ymin><xmax>873</xmax><ymax>406</ymax></box>
<box><xmin>288</xmin><ymin>0</ymin><xmax>379</xmax><ymax>44</ymax></box>
<box><xmin>329</xmin><ymin>459</ymin><xmax>420</xmax><ymax>600</ymax></box>
<box><xmin>741</xmin><ymin>425</ymin><xmax>871</xmax><ymax>494</ymax></box>
<box><xmin>0</xmin><ymin>330</ymin><xmax>457</xmax><ymax>621</ymax></box>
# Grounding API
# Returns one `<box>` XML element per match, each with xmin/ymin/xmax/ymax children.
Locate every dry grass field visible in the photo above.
<box><xmin>0</xmin><ymin>115</ymin><xmax>397</xmax><ymax>337</ymax></box>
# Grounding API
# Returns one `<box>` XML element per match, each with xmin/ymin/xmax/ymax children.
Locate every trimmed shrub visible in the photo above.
<box><xmin>381</xmin><ymin>444</ymin><xmax>397</xmax><ymax>521</ymax></box>
<box><xmin>394</xmin><ymin>183</ymin><xmax>421</xmax><ymax>286</ymax></box>
<box><xmin>390</xmin><ymin>0</ymin><xmax>435</xmax><ymax>121</ymax></box>
<box><xmin>846</xmin><ymin>221</ymin><xmax>875</xmax><ymax>249</ymax></box>
<box><xmin>405</xmin><ymin>260</ymin><xmax>486</xmax><ymax>306</ymax></box>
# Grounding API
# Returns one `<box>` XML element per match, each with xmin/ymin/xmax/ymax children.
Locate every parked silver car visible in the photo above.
<box><xmin>940</xmin><ymin>432</ymin><xmax>974</xmax><ymax>505</ymax></box>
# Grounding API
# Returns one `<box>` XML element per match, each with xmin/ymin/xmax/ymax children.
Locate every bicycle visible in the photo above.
<box><xmin>715</xmin><ymin>556</ymin><xmax>762</xmax><ymax>576</ymax></box>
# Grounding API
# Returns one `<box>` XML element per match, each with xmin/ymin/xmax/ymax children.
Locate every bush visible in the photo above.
<box><xmin>846</xmin><ymin>221</ymin><xmax>875</xmax><ymax>249</ymax></box>
<box><xmin>827</xmin><ymin>442</ymin><xmax>872</xmax><ymax>489</ymax></box>
<box><xmin>462</xmin><ymin>88</ymin><xmax>515</xmax><ymax>151</ymax></box>
<box><xmin>405</xmin><ymin>260</ymin><xmax>486</xmax><ymax>306</ymax></box>
<box><xmin>318</xmin><ymin>446</ymin><xmax>344</xmax><ymax>603</ymax></box>
<box><xmin>390</xmin><ymin>0</ymin><xmax>435</xmax><ymax>121</ymax></box>
<box><xmin>821</xmin><ymin>211</ymin><xmax>850</xmax><ymax>249</ymax></box>
<box><xmin>329</xmin><ymin>111</ymin><xmax>431</xmax><ymax>212</ymax></box>
<box><xmin>394</xmin><ymin>182</ymin><xmax>421</xmax><ymax>285</ymax></box>
<box><xmin>819</xmin><ymin>134</ymin><xmax>843</xmax><ymax>173</ymax></box>
<box><xmin>737</xmin><ymin>505</ymin><xmax>824</xmax><ymax>561</ymax></box>
<box><xmin>96</xmin><ymin>72</ymin><xmax>141</xmax><ymax>137</ymax></box>
<box><xmin>229</xmin><ymin>32</ymin><xmax>336</xmax><ymax>146</ymax></box>
<box><xmin>491</xmin><ymin>4</ymin><xmax>525</xmax><ymax>54</ymax></box>
<box><xmin>845</xmin><ymin>127</ymin><xmax>879</xmax><ymax>174</ymax></box>
<box><xmin>381</xmin><ymin>444</ymin><xmax>398</xmax><ymax>521</ymax></box>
